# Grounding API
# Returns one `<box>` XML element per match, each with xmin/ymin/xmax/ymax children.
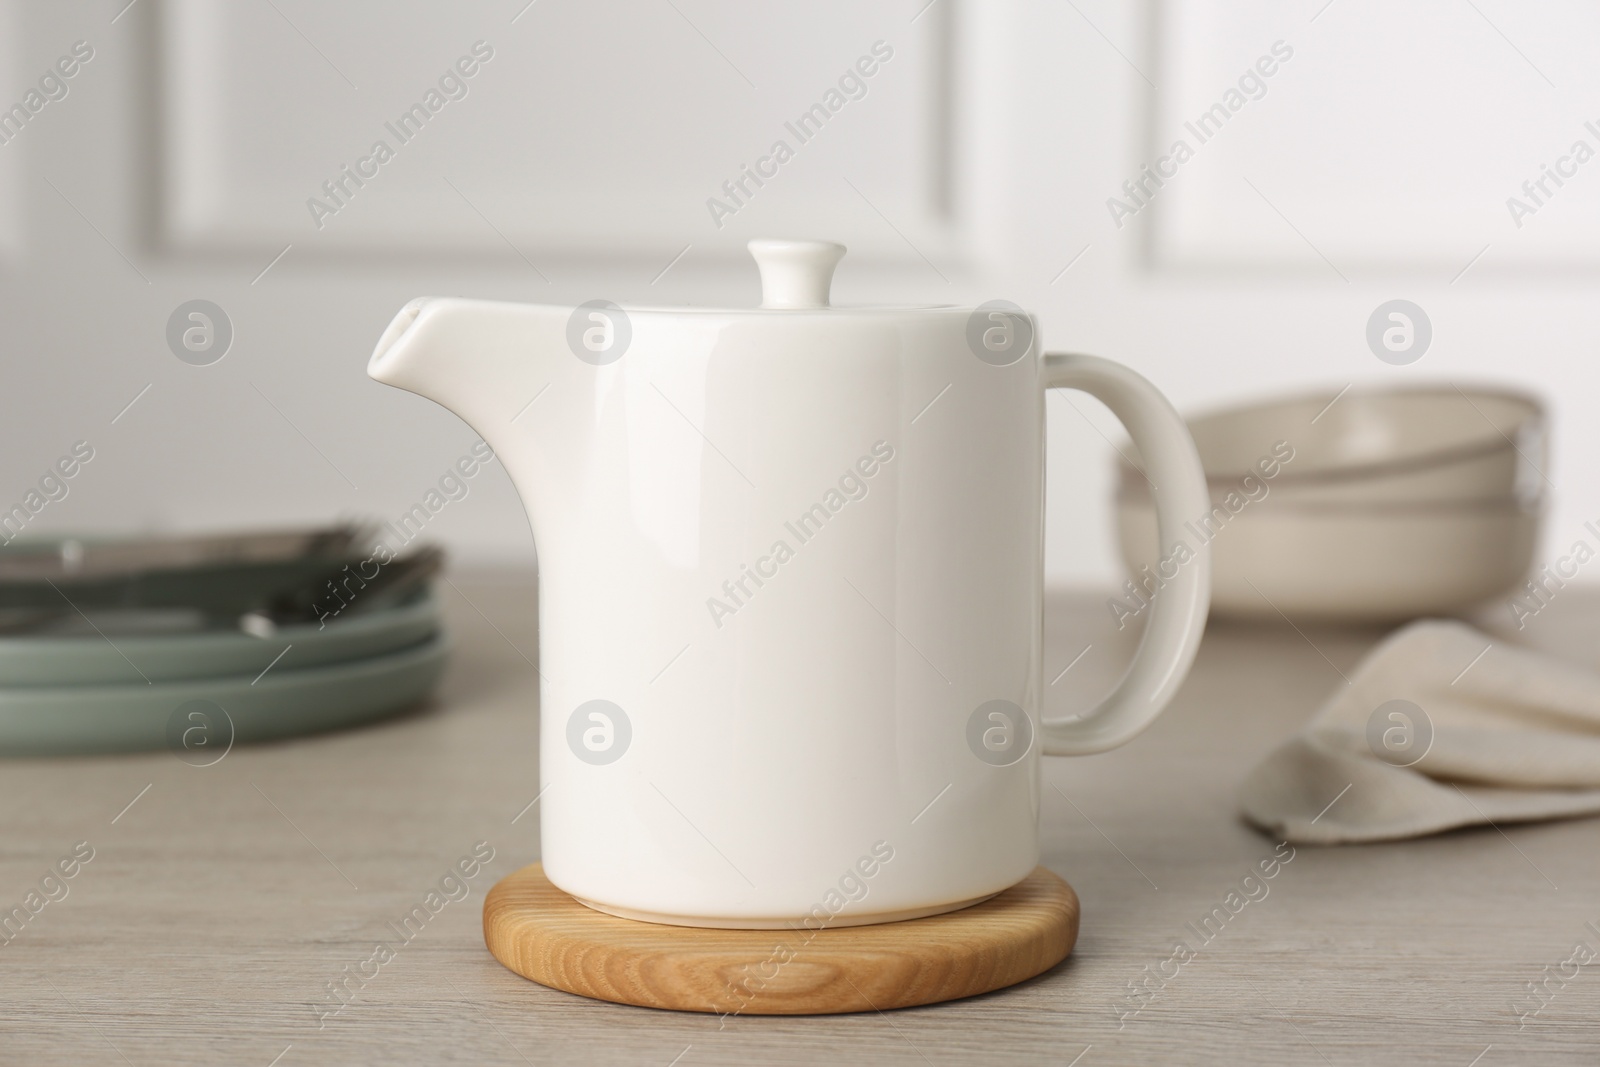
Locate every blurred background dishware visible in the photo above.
<box><xmin>1116</xmin><ymin>385</ymin><xmax>1545</xmax><ymax>622</ymax></box>
<box><xmin>0</xmin><ymin>524</ymin><xmax>447</xmax><ymax>754</ymax></box>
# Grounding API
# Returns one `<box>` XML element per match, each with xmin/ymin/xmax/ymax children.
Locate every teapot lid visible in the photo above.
<box><xmin>614</xmin><ymin>238</ymin><xmax>963</xmax><ymax>315</ymax></box>
<box><xmin>732</xmin><ymin>238</ymin><xmax>951</xmax><ymax>313</ymax></box>
<box><xmin>749</xmin><ymin>239</ymin><xmax>847</xmax><ymax>309</ymax></box>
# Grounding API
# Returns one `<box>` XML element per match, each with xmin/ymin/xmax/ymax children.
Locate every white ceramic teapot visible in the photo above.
<box><xmin>370</xmin><ymin>239</ymin><xmax>1210</xmax><ymax>928</ymax></box>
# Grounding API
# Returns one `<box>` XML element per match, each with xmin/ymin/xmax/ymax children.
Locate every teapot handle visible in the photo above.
<box><xmin>1039</xmin><ymin>353</ymin><xmax>1212</xmax><ymax>756</ymax></box>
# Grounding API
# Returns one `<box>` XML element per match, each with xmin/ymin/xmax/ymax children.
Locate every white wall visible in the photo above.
<box><xmin>2</xmin><ymin>0</ymin><xmax>1596</xmax><ymax>584</ymax></box>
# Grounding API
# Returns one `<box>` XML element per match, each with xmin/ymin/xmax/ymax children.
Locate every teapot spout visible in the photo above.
<box><xmin>369</xmin><ymin>296</ymin><xmax>564</xmax><ymax>452</ymax></box>
<box><xmin>368</xmin><ymin>297</ymin><xmax>437</xmax><ymax>394</ymax></box>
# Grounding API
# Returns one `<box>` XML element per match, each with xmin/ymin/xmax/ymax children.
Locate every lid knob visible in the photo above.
<box><xmin>749</xmin><ymin>239</ymin><xmax>846</xmax><ymax>309</ymax></box>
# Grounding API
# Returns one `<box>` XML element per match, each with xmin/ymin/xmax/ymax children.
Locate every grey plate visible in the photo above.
<box><xmin>0</xmin><ymin>633</ymin><xmax>449</xmax><ymax>756</ymax></box>
<box><xmin>0</xmin><ymin>590</ymin><xmax>441</xmax><ymax>687</ymax></box>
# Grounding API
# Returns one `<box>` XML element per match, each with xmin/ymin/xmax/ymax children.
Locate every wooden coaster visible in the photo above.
<box><xmin>482</xmin><ymin>864</ymin><xmax>1079</xmax><ymax>1015</ymax></box>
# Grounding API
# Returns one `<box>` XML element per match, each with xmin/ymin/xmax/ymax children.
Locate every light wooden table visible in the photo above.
<box><xmin>4</xmin><ymin>571</ymin><xmax>1597</xmax><ymax>1065</ymax></box>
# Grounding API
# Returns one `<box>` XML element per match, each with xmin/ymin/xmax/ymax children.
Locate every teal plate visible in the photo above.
<box><xmin>0</xmin><ymin>591</ymin><xmax>441</xmax><ymax>687</ymax></box>
<box><xmin>0</xmin><ymin>633</ymin><xmax>449</xmax><ymax>756</ymax></box>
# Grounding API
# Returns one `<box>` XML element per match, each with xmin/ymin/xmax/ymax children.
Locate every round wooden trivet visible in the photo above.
<box><xmin>482</xmin><ymin>864</ymin><xmax>1078</xmax><ymax>1015</ymax></box>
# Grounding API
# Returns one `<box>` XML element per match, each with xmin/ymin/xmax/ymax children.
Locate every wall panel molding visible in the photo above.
<box><xmin>1145</xmin><ymin>0</ymin><xmax>1600</xmax><ymax>272</ymax></box>
<box><xmin>158</xmin><ymin>0</ymin><xmax>966</xmax><ymax>265</ymax></box>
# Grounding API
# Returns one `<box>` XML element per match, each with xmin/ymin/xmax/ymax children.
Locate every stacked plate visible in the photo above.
<box><xmin>1116</xmin><ymin>386</ymin><xmax>1545</xmax><ymax>623</ymax></box>
<box><xmin>0</xmin><ymin>527</ymin><xmax>448</xmax><ymax>756</ymax></box>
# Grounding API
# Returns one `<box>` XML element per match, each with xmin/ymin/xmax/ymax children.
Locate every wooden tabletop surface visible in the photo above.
<box><xmin>4</xmin><ymin>570</ymin><xmax>1597</xmax><ymax>1066</ymax></box>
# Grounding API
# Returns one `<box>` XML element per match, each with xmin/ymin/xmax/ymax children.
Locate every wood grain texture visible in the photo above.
<box><xmin>482</xmin><ymin>864</ymin><xmax>1079</xmax><ymax>1015</ymax></box>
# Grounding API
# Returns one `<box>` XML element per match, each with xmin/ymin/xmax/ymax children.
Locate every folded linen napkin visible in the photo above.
<box><xmin>1240</xmin><ymin>619</ymin><xmax>1600</xmax><ymax>843</ymax></box>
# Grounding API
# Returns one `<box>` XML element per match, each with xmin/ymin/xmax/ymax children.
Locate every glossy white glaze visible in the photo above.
<box><xmin>369</xmin><ymin>240</ymin><xmax>1210</xmax><ymax>926</ymax></box>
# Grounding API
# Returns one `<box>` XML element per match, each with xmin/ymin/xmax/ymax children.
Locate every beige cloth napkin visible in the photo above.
<box><xmin>1240</xmin><ymin>619</ymin><xmax>1600</xmax><ymax>843</ymax></box>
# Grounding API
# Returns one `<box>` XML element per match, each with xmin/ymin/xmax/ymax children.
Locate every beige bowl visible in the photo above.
<box><xmin>1115</xmin><ymin>385</ymin><xmax>1545</xmax><ymax>623</ymax></box>
<box><xmin>1116</xmin><ymin>496</ymin><xmax>1539</xmax><ymax>622</ymax></box>
<box><xmin>1174</xmin><ymin>385</ymin><xmax>1546</xmax><ymax>506</ymax></box>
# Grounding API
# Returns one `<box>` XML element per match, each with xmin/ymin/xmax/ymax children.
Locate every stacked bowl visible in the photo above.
<box><xmin>1116</xmin><ymin>386</ymin><xmax>1545</xmax><ymax>623</ymax></box>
